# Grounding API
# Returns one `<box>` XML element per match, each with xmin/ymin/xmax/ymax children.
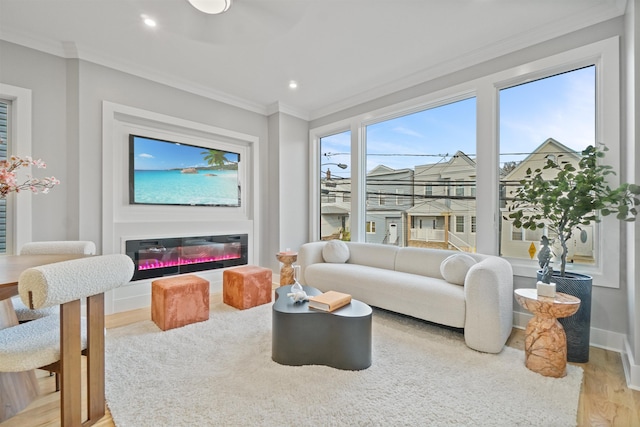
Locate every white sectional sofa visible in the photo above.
<box><xmin>297</xmin><ymin>241</ymin><xmax>514</xmax><ymax>353</ymax></box>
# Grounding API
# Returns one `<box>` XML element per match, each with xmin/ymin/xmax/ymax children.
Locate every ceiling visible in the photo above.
<box><xmin>0</xmin><ymin>0</ymin><xmax>627</xmax><ymax>120</ymax></box>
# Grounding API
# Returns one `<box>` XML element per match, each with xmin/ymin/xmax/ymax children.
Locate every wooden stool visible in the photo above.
<box><xmin>223</xmin><ymin>266</ymin><xmax>272</xmax><ymax>310</ymax></box>
<box><xmin>152</xmin><ymin>275</ymin><xmax>210</xmax><ymax>331</ymax></box>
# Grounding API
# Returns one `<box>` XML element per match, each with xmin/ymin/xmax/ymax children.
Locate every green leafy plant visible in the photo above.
<box><xmin>507</xmin><ymin>144</ymin><xmax>640</xmax><ymax>279</ymax></box>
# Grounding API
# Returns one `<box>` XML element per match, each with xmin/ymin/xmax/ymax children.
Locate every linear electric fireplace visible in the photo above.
<box><xmin>125</xmin><ymin>234</ymin><xmax>248</xmax><ymax>281</ymax></box>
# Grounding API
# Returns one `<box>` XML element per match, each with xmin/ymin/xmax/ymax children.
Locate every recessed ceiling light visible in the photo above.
<box><xmin>142</xmin><ymin>15</ymin><xmax>157</xmax><ymax>27</ymax></box>
<box><xmin>289</xmin><ymin>80</ymin><xmax>298</xmax><ymax>89</ymax></box>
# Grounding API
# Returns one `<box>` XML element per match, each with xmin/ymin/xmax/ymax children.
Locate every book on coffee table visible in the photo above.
<box><xmin>308</xmin><ymin>290</ymin><xmax>352</xmax><ymax>312</ymax></box>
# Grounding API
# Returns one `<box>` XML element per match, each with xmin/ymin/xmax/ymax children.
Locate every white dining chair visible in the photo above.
<box><xmin>0</xmin><ymin>254</ymin><xmax>134</xmax><ymax>426</ymax></box>
<box><xmin>12</xmin><ymin>241</ymin><xmax>97</xmax><ymax>322</ymax></box>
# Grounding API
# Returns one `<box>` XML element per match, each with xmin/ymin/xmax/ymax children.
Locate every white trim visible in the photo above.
<box><xmin>266</xmin><ymin>102</ymin><xmax>309</xmax><ymax>121</ymax></box>
<box><xmin>2</xmin><ymin>0</ymin><xmax>625</xmax><ymax>122</ymax></box>
<box><xmin>309</xmin><ymin>37</ymin><xmax>621</xmax><ymax>289</ymax></box>
<box><xmin>102</xmin><ymin>101</ymin><xmax>260</xmax><ymax>251</ymax></box>
<box><xmin>308</xmin><ymin>1</ymin><xmax>627</xmax><ymax>120</ymax></box>
<box><xmin>0</xmin><ymin>83</ymin><xmax>32</xmax><ymax>254</ymax></box>
<box><xmin>622</xmin><ymin>337</ymin><xmax>640</xmax><ymax>391</ymax></box>
<box><xmin>102</xmin><ymin>102</ymin><xmax>261</xmax><ymax>314</ymax></box>
<box><xmin>514</xmin><ymin>311</ymin><xmax>630</xmax><ymax>361</ymax></box>
<box><xmin>516</xmin><ymin>314</ymin><xmax>640</xmax><ymax>391</ymax></box>
<box><xmin>497</xmin><ymin>37</ymin><xmax>620</xmax><ymax>288</ymax></box>
<box><xmin>0</xmin><ymin>33</ymin><xmax>267</xmax><ymax>116</ymax></box>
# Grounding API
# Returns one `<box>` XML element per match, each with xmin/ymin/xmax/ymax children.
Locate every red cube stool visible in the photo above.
<box><xmin>223</xmin><ymin>265</ymin><xmax>273</xmax><ymax>310</ymax></box>
<box><xmin>152</xmin><ymin>274</ymin><xmax>210</xmax><ymax>331</ymax></box>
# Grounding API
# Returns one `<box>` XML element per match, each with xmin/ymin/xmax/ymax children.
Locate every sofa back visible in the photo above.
<box><xmin>345</xmin><ymin>242</ymin><xmax>398</xmax><ymax>271</ymax></box>
<box><xmin>394</xmin><ymin>247</ymin><xmax>488</xmax><ymax>279</ymax></box>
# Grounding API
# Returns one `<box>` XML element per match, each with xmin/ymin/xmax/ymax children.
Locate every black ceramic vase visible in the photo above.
<box><xmin>537</xmin><ymin>270</ymin><xmax>592</xmax><ymax>363</ymax></box>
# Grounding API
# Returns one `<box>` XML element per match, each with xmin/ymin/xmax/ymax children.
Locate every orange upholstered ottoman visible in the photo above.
<box><xmin>223</xmin><ymin>266</ymin><xmax>273</xmax><ymax>310</ymax></box>
<box><xmin>152</xmin><ymin>275</ymin><xmax>210</xmax><ymax>331</ymax></box>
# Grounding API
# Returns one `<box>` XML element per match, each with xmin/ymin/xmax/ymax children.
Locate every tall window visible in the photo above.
<box><xmin>499</xmin><ymin>66</ymin><xmax>596</xmax><ymax>267</ymax></box>
<box><xmin>311</xmin><ymin>38</ymin><xmax>619</xmax><ymax>288</ymax></box>
<box><xmin>319</xmin><ymin>131</ymin><xmax>351</xmax><ymax>241</ymax></box>
<box><xmin>364</xmin><ymin>98</ymin><xmax>476</xmax><ymax>249</ymax></box>
<box><xmin>0</xmin><ymin>100</ymin><xmax>8</xmax><ymax>253</ymax></box>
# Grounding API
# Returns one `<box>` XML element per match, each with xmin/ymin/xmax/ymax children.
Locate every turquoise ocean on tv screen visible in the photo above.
<box><xmin>134</xmin><ymin>169</ymin><xmax>239</xmax><ymax>206</ymax></box>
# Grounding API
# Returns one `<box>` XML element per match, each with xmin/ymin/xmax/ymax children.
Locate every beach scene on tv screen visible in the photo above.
<box><xmin>131</xmin><ymin>136</ymin><xmax>240</xmax><ymax>206</ymax></box>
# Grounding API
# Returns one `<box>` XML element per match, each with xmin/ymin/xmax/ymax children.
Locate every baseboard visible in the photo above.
<box><xmin>514</xmin><ymin>310</ymin><xmax>640</xmax><ymax>389</ymax></box>
<box><xmin>106</xmin><ymin>275</ymin><xmax>225</xmax><ymax>315</ymax></box>
<box><xmin>513</xmin><ymin>310</ymin><xmax>627</xmax><ymax>353</ymax></box>
<box><xmin>621</xmin><ymin>338</ymin><xmax>640</xmax><ymax>391</ymax></box>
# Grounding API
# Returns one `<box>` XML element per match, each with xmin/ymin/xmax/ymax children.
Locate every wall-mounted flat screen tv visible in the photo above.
<box><xmin>129</xmin><ymin>135</ymin><xmax>241</xmax><ymax>207</ymax></box>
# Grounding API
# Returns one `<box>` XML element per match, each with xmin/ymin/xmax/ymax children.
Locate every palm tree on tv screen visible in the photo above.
<box><xmin>202</xmin><ymin>149</ymin><xmax>229</xmax><ymax>168</ymax></box>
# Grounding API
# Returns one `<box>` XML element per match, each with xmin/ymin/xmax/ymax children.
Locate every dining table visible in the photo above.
<box><xmin>0</xmin><ymin>254</ymin><xmax>87</xmax><ymax>422</ymax></box>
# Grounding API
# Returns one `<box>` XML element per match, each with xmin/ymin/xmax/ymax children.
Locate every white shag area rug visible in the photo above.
<box><xmin>105</xmin><ymin>303</ymin><xmax>583</xmax><ymax>426</ymax></box>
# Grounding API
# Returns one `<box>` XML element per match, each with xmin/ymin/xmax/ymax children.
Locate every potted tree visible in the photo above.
<box><xmin>507</xmin><ymin>144</ymin><xmax>640</xmax><ymax>362</ymax></box>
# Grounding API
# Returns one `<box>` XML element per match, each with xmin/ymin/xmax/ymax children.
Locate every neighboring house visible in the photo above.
<box><xmin>409</xmin><ymin>151</ymin><xmax>477</xmax><ymax>252</ymax></box>
<box><xmin>364</xmin><ymin>166</ymin><xmax>414</xmax><ymax>245</ymax></box>
<box><xmin>320</xmin><ymin>175</ymin><xmax>351</xmax><ymax>240</ymax></box>
<box><xmin>321</xmin><ymin>165</ymin><xmax>415</xmax><ymax>244</ymax></box>
<box><xmin>500</xmin><ymin>138</ymin><xmax>594</xmax><ymax>263</ymax></box>
<box><xmin>321</xmin><ymin>140</ymin><xmax>592</xmax><ymax>260</ymax></box>
<box><xmin>320</xmin><ymin>155</ymin><xmax>478</xmax><ymax>250</ymax></box>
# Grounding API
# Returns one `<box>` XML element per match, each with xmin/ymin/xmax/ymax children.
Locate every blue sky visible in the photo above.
<box><xmin>133</xmin><ymin>137</ymin><xmax>240</xmax><ymax>170</ymax></box>
<box><xmin>321</xmin><ymin>66</ymin><xmax>595</xmax><ymax>178</ymax></box>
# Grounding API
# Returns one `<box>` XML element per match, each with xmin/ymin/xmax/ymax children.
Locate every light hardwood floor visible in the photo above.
<box><xmin>2</xmin><ymin>297</ymin><xmax>639</xmax><ymax>427</ymax></box>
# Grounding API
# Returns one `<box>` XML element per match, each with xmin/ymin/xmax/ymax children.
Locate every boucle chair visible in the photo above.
<box><xmin>12</xmin><ymin>241</ymin><xmax>97</xmax><ymax>322</ymax></box>
<box><xmin>0</xmin><ymin>254</ymin><xmax>134</xmax><ymax>426</ymax></box>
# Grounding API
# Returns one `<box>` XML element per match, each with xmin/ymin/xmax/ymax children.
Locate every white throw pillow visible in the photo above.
<box><xmin>440</xmin><ymin>253</ymin><xmax>477</xmax><ymax>286</ymax></box>
<box><xmin>322</xmin><ymin>240</ymin><xmax>350</xmax><ymax>263</ymax></box>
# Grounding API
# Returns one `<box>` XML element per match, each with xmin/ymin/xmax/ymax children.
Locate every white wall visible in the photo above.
<box><xmin>2</xmin><ymin>13</ymin><xmax>639</xmax><ymax>386</ymax></box>
<box><xmin>0</xmin><ymin>41</ymin><xmax>70</xmax><ymax>242</ymax></box>
<box><xmin>0</xmin><ymin>41</ymin><xmax>272</xmax><ymax>313</ymax></box>
<box><xmin>265</xmin><ymin>111</ymin><xmax>309</xmax><ymax>272</ymax></box>
<box><xmin>309</xmin><ymin>18</ymin><xmax>633</xmax><ymax>347</ymax></box>
<box><xmin>624</xmin><ymin>0</ymin><xmax>640</xmax><ymax>390</ymax></box>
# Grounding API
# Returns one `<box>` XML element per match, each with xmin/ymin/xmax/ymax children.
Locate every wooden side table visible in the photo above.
<box><xmin>514</xmin><ymin>288</ymin><xmax>580</xmax><ymax>378</ymax></box>
<box><xmin>275</xmin><ymin>252</ymin><xmax>297</xmax><ymax>286</ymax></box>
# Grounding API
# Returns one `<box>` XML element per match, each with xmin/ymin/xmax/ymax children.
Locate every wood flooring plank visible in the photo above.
<box><xmin>2</xmin><ymin>300</ymin><xmax>639</xmax><ymax>427</ymax></box>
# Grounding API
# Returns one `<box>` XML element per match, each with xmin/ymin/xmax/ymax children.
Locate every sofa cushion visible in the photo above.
<box><xmin>345</xmin><ymin>242</ymin><xmax>398</xmax><ymax>270</ymax></box>
<box><xmin>304</xmin><ymin>263</ymin><xmax>466</xmax><ymax>328</ymax></box>
<box><xmin>322</xmin><ymin>240</ymin><xmax>350</xmax><ymax>263</ymax></box>
<box><xmin>440</xmin><ymin>253</ymin><xmax>477</xmax><ymax>285</ymax></box>
<box><xmin>395</xmin><ymin>247</ymin><xmax>451</xmax><ymax>279</ymax></box>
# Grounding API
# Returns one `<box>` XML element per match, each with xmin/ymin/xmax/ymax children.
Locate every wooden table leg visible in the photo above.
<box><xmin>0</xmin><ymin>299</ymin><xmax>40</xmax><ymax>422</ymax></box>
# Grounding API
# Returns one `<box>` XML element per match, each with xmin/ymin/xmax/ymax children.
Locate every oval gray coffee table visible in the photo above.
<box><xmin>272</xmin><ymin>285</ymin><xmax>372</xmax><ymax>370</ymax></box>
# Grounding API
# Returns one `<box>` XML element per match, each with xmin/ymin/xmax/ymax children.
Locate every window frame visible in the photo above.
<box><xmin>0</xmin><ymin>84</ymin><xmax>33</xmax><ymax>255</ymax></box>
<box><xmin>310</xmin><ymin>37</ymin><xmax>620</xmax><ymax>288</ymax></box>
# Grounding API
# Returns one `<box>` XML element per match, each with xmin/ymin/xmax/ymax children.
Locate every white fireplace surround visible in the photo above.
<box><xmin>102</xmin><ymin>101</ymin><xmax>260</xmax><ymax>314</ymax></box>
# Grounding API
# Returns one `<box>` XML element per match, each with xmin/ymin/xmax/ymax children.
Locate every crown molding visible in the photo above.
<box><xmin>309</xmin><ymin>0</ymin><xmax>628</xmax><ymax>121</ymax></box>
<box><xmin>266</xmin><ymin>102</ymin><xmax>309</xmax><ymax>121</ymax></box>
<box><xmin>0</xmin><ymin>29</ymin><xmax>269</xmax><ymax>116</ymax></box>
<box><xmin>1</xmin><ymin>0</ymin><xmax>627</xmax><ymax>123</ymax></box>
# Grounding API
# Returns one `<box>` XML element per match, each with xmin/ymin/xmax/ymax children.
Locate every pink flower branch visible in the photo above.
<box><xmin>0</xmin><ymin>155</ymin><xmax>60</xmax><ymax>198</ymax></box>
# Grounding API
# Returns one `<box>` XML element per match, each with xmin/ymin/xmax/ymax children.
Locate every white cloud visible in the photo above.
<box><xmin>393</xmin><ymin>126</ymin><xmax>423</xmax><ymax>138</ymax></box>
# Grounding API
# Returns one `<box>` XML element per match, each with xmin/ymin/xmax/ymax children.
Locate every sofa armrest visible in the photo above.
<box><xmin>297</xmin><ymin>242</ymin><xmax>327</xmax><ymax>285</ymax></box>
<box><xmin>463</xmin><ymin>256</ymin><xmax>513</xmax><ymax>353</ymax></box>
